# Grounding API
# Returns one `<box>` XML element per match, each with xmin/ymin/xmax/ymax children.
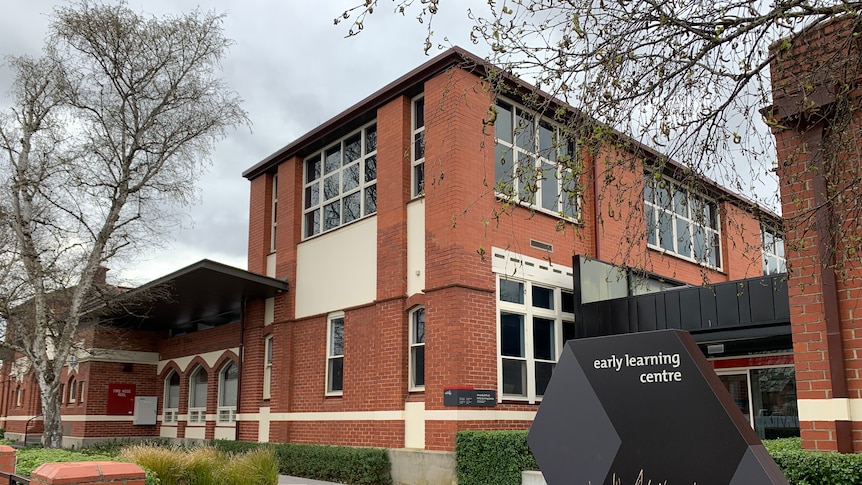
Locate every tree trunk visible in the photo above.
<box><xmin>37</xmin><ymin>377</ymin><xmax>63</xmax><ymax>448</ymax></box>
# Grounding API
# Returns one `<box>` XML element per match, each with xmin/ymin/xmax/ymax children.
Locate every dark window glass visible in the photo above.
<box><xmin>499</xmin><ymin>279</ymin><xmax>524</xmax><ymax>304</ymax></box>
<box><xmin>500</xmin><ymin>312</ymin><xmax>525</xmax><ymax>357</ymax></box>
<box><xmin>364</xmin><ymin>185</ymin><xmax>377</xmax><ymax>215</ymax></box>
<box><xmin>533</xmin><ymin>317</ymin><xmax>555</xmax><ymax>360</ymax></box>
<box><xmin>532</xmin><ymin>286</ymin><xmax>554</xmax><ymax>310</ymax></box>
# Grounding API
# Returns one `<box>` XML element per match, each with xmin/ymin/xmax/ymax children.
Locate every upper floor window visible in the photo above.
<box><xmin>494</xmin><ymin>99</ymin><xmax>579</xmax><ymax>219</ymax></box>
<box><xmin>762</xmin><ymin>225</ymin><xmax>786</xmax><ymax>275</ymax></box>
<box><xmin>409</xmin><ymin>307</ymin><xmax>425</xmax><ymax>390</ymax></box>
<box><xmin>644</xmin><ymin>174</ymin><xmax>721</xmax><ymax>268</ymax></box>
<box><xmin>188</xmin><ymin>366</ymin><xmax>208</xmax><ymax>424</ymax></box>
<box><xmin>263</xmin><ymin>335</ymin><xmax>274</xmax><ymax>399</ymax></box>
<box><xmin>327</xmin><ymin>313</ymin><xmax>345</xmax><ymax>395</ymax></box>
<box><xmin>303</xmin><ymin>124</ymin><xmax>378</xmax><ymax>239</ymax></box>
<box><xmin>412</xmin><ymin>96</ymin><xmax>425</xmax><ymax>197</ymax></box>
<box><xmin>218</xmin><ymin>361</ymin><xmax>238</xmax><ymax>424</ymax></box>
<box><xmin>68</xmin><ymin>377</ymin><xmax>77</xmax><ymax>404</ymax></box>
<box><xmin>163</xmin><ymin>371</ymin><xmax>180</xmax><ymax>424</ymax></box>
<box><xmin>270</xmin><ymin>174</ymin><xmax>278</xmax><ymax>251</ymax></box>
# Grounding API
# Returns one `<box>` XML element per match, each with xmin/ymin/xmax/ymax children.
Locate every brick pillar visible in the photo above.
<box><xmin>0</xmin><ymin>445</ymin><xmax>14</xmax><ymax>475</ymax></box>
<box><xmin>768</xmin><ymin>16</ymin><xmax>862</xmax><ymax>452</ymax></box>
<box><xmin>30</xmin><ymin>462</ymin><xmax>145</xmax><ymax>485</ymax></box>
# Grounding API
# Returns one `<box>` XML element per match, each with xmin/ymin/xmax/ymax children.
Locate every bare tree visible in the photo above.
<box><xmin>336</xmin><ymin>0</ymin><xmax>862</xmax><ymax>277</ymax></box>
<box><xmin>0</xmin><ymin>1</ymin><xmax>247</xmax><ymax>448</ymax></box>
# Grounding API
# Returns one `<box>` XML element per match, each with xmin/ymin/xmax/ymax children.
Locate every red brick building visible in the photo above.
<box><xmin>0</xmin><ymin>48</ymin><xmax>792</xmax><ymax>462</ymax></box>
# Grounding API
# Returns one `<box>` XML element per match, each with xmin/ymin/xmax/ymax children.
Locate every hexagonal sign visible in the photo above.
<box><xmin>528</xmin><ymin>329</ymin><xmax>788</xmax><ymax>485</ymax></box>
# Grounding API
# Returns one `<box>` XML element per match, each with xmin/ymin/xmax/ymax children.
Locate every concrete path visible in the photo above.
<box><xmin>278</xmin><ymin>475</ymin><xmax>347</xmax><ymax>485</ymax></box>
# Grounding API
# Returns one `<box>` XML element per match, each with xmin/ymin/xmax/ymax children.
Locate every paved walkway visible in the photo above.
<box><xmin>278</xmin><ymin>475</ymin><xmax>346</xmax><ymax>485</ymax></box>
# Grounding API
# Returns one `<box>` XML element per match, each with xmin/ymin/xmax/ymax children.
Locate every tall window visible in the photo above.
<box><xmin>498</xmin><ymin>277</ymin><xmax>575</xmax><ymax>403</ymax></box>
<box><xmin>412</xmin><ymin>96</ymin><xmax>425</xmax><ymax>197</ymax></box>
<box><xmin>303</xmin><ymin>124</ymin><xmax>378</xmax><ymax>238</ymax></box>
<box><xmin>762</xmin><ymin>225</ymin><xmax>786</xmax><ymax>275</ymax></box>
<box><xmin>644</xmin><ymin>174</ymin><xmax>721</xmax><ymax>268</ymax></box>
<box><xmin>15</xmin><ymin>387</ymin><xmax>22</xmax><ymax>407</ymax></box>
<box><xmin>494</xmin><ymin>99</ymin><xmax>579</xmax><ymax>219</ymax></box>
<box><xmin>263</xmin><ymin>335</ymin><xmax>274</xmax><ymax>399</ymax></box>
<box><xmin>218</xmin><ymin>362</ymin><xmax>238</xmax><ymax>424</ymax></box>
<box><xmin>188</xmin><ymin>367</ymin><xmax>208</xmax><ymax>424</ymax></box>
<box><xmin>78</xmin><ymin>381</ymin><xmax>85</xmax><ymax>403</ymax></box>
<box><xmin>409</xmin><ymin>307</ymin><xmax>425</xmax><ymax>390</ymax></box>
<box><xmin>270</xmin><ymin>174</ymin><xmax>278</xmax><ymax>251</ymax></box>
<box><xmin>327</xmin><ymin>313</ymin><xmax>345</xmax><ymax>395</ymax></box>
<box><xmin>68</xmin><ymin>377</ymin><xmax>77</xmax><ymax>404</ymax></box>
<box><xmin>163</xmin><ymin>371</ymin><xmax>179</xmax><ymax>424</ymax></box>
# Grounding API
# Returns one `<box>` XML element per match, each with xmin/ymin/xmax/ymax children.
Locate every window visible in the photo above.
<box><xmin>409</xmin><ymin>307</ymin><xmax>425</xmax><ymax>390</ymax></box>
<box><xmin>16</xmin><ymin>387</ymin><xmax>22</xmax><ymax>407</ymax></box>
<box><xmin>68</xmin><ymin>377</ymin><xmax>77</xmax><ymax>404</ymax></box>
<box><xmin>412</xmin><ymin>96</ymin><xmax>425</xmax><ymax>197</ymax></box>
<box><xmin>263</xmin><ymin>335</ymin><xmax>274</xmax><ymax>399</ymax></box>
<box><xmin>327</xmin><ymin>313</ymin><xmax>345</xmax><ymax>395</ymax></box>
<box><xmin>270</xmin><ymin>174</ymin><xmax>278</xmax><ymax>251</ymax></box>
<box><xmin>163</xmin><ymin>371</ymin><xmax>179</xmax><ymax>424</ymax></box>
<box><xmin>303</xmin><ymin>124</ymin><xmax>378</xmax><ymax>238</ymax></box>
<box><xmin>188</xmin><ymin>367</ymin><xmax>208</xmax><ymax>424</ymax></box>
<box><xmin>78</xmin><ymin>381</ymin><xmax>85</xmax><ymax>403</ymax></box>
<box><xmin>644</xmin><ymin>174</ymin><xmax>721</xmax><ymax>268</ymax></box>
<box><xmin>494</xmin><ymin>99</ymin><xmax>579</xmax><ymax>219</ymax></box>
<box><xmin>762</xmin><ymin>225</ymin><xmax>786</xmax><ymax>275</ymax></box>
<box><xmin>498</xmin><ymin>277</ymin><xmax>575</xmax><ymax>403</ymax></box>
<box><xmin>218</xmin><ymin>362</ymin><xmax>238</xmax><ymax>424</ymax></box>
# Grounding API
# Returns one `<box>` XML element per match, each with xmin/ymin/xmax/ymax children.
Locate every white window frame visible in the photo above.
<box><xmin>270</xmin><ymin>174</ymin><xmax>278</xmax><ymax>251</ymax></box>
<box><xmin>78</xmin><ymin>380</ymin><xmax>85</xmax><ymax>403</ymax></box>
<box><xmin>493</xmin><ymin>98</ymin><xmax>580</xmax><ymax>220</ymax></box>
<box><xmin>409</xmin><ymin>307</ymin><xmax>425</xmax><ymax>391</ymax></box>
<box><xmin>263</xmin><ymin>334</ymin><xmax>274</xmax><ymax>399</ymax></box>
<box><xmin>218</xmin><ymin>361</ymin><xmax>238</xmax><ymax>424</ymax></box>
<box><xmin>326</xmin><ymin>312</ymin><xmax>345</xmax><ymax>396</ymax></box>
<box><xmin>412</xmin><ymin>95</ymin><xmax>425</xmax><ymax>197</ymax></box>
<box><xmin>188</xmin><ymin>366</ymin><xmax>208</xmax><ymax>425</ymax></box>
<box><xmin>68</xmin><ymin>377</ymin><xmax>77</xmax><ymax>404</ymax></box>
<box><xmin>644</xmin><ymin>173</ymin><xmax>722</xmax><ymax>269</ymax></box>
<box><xmin>163</xmin><ymin>371</ymin><xmax>180</xmax><ymax>424</ymax></box>
<box><xmin>302</xmin><ymin>123</ymin><xmax>378</xmax><ymax>239</ymax></box>
<box><xmin>761</xmin><ymin>224</ymin><xmax>786</xmax><ymax>275</ymax></box>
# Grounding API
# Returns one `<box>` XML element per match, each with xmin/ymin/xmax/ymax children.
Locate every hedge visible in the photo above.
<box><xmin>210</xmin><ymin>440</ymin><xmax>391</xmax><ymax>485</ymax></box>
<box><xmin>455</xmin><ymin>432</ymin><xmax>862</xmax><ymax>485</ymax></box>
<box><xmin>455</xmin><ymin>430</ymin><xmax>537</xmax><ymax>485</ymax></box>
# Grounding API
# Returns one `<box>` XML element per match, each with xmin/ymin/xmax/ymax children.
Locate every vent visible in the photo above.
<box><xmin>530</xmin><ymin>239</ymin><xmax>553</xmax><ymax>252</ymax></box>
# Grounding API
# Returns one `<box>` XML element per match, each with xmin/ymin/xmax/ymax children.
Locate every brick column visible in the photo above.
<box><xmin>30</xmin><ymin>462</ymin><xmax>145</xmax><ymax>485</ymax></box>
<box><xmin>0</xmin><ymin>445</ymin><xmax>14</xmax><ymax>475</ymax></box>
<box><xmin>768</xmin><ymin>16</ymin><xmax>862</xmax><ymax>452</ymax></box>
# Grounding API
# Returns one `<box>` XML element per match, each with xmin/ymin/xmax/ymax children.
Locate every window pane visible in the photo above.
<box><xmin>344</xmin><ymin>134</ymin><xmax>361</xmax><ymax>164</ymax></box>
<box><xmin>324</xmin><ymin>174</ymin><xmax>340</xmax><ymax>201</ymax></box>
<box><xmin>500</xmin><ymin>312</ymin><xmax>525</xmax><ymax>357</ymax></box>
<box><xmin>561</xmin><ymin>291</ymin><xmax>574</xmax><ymax>314</ymax></box>
<box><xmin>266</xmin><ymin>337</ymin><xmax>273</xmax><ymax>364</ymax></box>
<box><xmin>306</xmin><ymin>156</ymin><xmax>321</xmax><ymax>183</ymax></box>
<box><xmin>414</xmin><ymin>99</ymin><xmax>425</xmax><ymax>129</ymax></box>
<box><xmin>775</xmin><ymin>235</ymin><xmax>785</xmax><ymax>259</ymax></box>
<box><xmin>499</xmin><ymin>279</ymin><xmax>524</xmax><ymax>304</ymax></box>
<box><xmin>710</xmin><ymin>232</ymin><xmax>721</xmax><ymax>267</ymax></box>
<box><xmin>645</xmin><ymin>205</ymin><xmax>656</xmax><ymax>246</ymax></box>
<box><xmin>538</xmin><ymin>122</ymin><xmax>554</xmax><ymax>159</ymax></box>
<box><xmin>533</xmin><ymin>317</ymin><xmax>555</xmax><ymax>360</ymax></box>
<box><xmin>495</xmin><ymin>101</ymin><xmax>513</xmax><ymax>143</ymax></box>
<box><xmin>343</xmin><ymin>192</ymin><xmax>361</xmax><ymax>224</ymax></box>
<box><xmin>518</xmin><ymin>156</ymin><xmax>538</xmax><ymax>203</ymax></box>
<box><xmin>192</xmin><ymin>369</ymin><xmax>208</xmax><ymax>408</ymax></box>
<box><xmin>541</xmin><ymin>161</ymin><xmax>558</xmax><ymax>212</ymax></box>
<box><xmin>561</xmin><ymin>172</ymin><xmax>578</xmax><ymax>218</ymax></box>
<box><xmin>515</xmin><ymin>110</ymin><xmax>534</xmax><ymax>151</ymax></box>
<box><xmin>414</xmin><ymin>163</ymin><xmax>425</xmax><ymax>196</ymax></box>
<box><xmin>365</xmin><ymin>155</ymin><xmax>377</xmax><ymax>182</ymax></box>
<box><xmin>412</xmin><ymin>346</ymin><xmax>425</xmax><ymax>387</ymax></box>
<box><xmin>365</xmin><ymin>125</ymin><xmax>377</xmax><ymax>153</ymax></box>
<box><xmin>324</xmin><ymin>146</ymin><xmax>341</xmax><ymax>174</ymax></box>
<box><xmin>676</xmin><ymin>218</ymin><xmax>691</xmax><ymax>256</ymax></box>
<box><xmin>536</xmin><ymin>362</ymin><xmax>555</xmax><ymax>396</ymax></box>
<box><xmin>763</xmin><ymin>229</ymin><xmax>775</xmax><ymax>251</ymax></box>
<box><xmin>656</xmin><ymin>182</ymin><xmax>671</xmax><ymax>210</ymax></box>
<box><xmin>693</xmin><ymin>226</ymin><xmax>707</xmax><ymax>261</ymax></box>
<box><xmin>364</xmin><ymin>184</ymin><xmax>377</xmax><ymax>215</ymax></box>
<box><xmin>330</xmin><ymin>317</ymin><xmax>344</xmax><ymax>356</ymax></box>
<box><xmin>304</xmin><ymin>184</ymin><xmax>319</xmax><ymax>209</ymax></box>
<box><xmin>495</xmin><ymin>143</ymin><xmax>514</xmax><ymax>195</ymax></box>
<box><xmin>343</xmin><ymin>163</ymin><xmax>360</xmax><ymax>192</ymax></box>
<box><xmin>167</xmin><ymin>374</ymin><xmax>179</xmax><ymax>408</ymax></box>
<box><xmin>328</xmin><ymin>357</ymin><xmax>344</xmax><ymax>392</ymax></box>
<box><xmin>412</xmin><ymin>308</ymin><xmax>425</xmax><ymax>344</ymax></box>
<box><xmin>502</xmin><ymin>359</ymin><xmax>526</xmax><ymax>396</ymax></box>
<box><xmin>563</xmin><ymin>320</ymin><xmax>575</xmax><ymax>343</ymax></box>
<box><xmin>658</xmin><ymin>211</ymin><xmax>674</xmax><ymax>251</ymax></box>
<box><xmin>220</xmin><ymin>363</ymin><xmax>238</xmax><ymax>407</ymax></box>
<box><xmin>324</xmin><ymin>201</ymin><xmax>340</xmax><ymax>231</ymax></box>
<box><xmin>414</xmin><ymin>131</ymin><xmax>425</xmax><ymax>160</ymax></box>
<box><xmin>643</xmin><ymin>174</ymin><xmax>654</xmax><ymax>203</ymax></box>
<box><xmin>673</xmin><ymin>188</ymin><xmax>688</xmax><ymax>217</ymax></box>
<box><xmin>532</xmin><ymin>286</ymin><xmax>554</xmax><ymax>310</ymax></box>
<box><xmin>305</xmin><ymin>209</ymin><xmax>320</xmax><ymax>237</ymax></box>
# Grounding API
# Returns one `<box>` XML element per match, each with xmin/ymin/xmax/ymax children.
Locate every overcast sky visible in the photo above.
<box><xmin>0</xmin><ymin>1</ymin><xmax>486</xmax><ymax>285</ymax></box>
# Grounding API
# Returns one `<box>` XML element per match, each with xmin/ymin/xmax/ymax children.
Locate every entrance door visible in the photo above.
<box><xmin>718</xmin><ymin>368</ymin><xmax>799</xmax><ymax>439</ymax></box>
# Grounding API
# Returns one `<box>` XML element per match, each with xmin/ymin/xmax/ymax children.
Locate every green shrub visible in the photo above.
<box><xmin>455</xmin><ymin>430</ymin><xmax>537</xmax><ymax>485</ymax></box>
<box><xmin>121</xmin><ymin>444</ymin><xmax>278</xmax><ymax>485</ymax></box>
<box><xmin>211</xmin><ymin>440</ymin><xmax>391</xmax><ymax>485</ymax></box>
<box><xmin>16</xmin><ymin>448</ymin><xmax>115</xmax><ymax>477</ymax></box>
<box><xmin>120</xmin><ymin>445</ymin><xmax>187</xmax><ymax>485</ymax></box>
<box><xmin>763</xmin><ymin>438</ymin><xmax>862</xmax><ymax>485</ymax></box>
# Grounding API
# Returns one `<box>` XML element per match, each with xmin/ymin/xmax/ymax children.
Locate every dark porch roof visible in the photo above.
<box><xmin>96</xmin><ymin>259</ymin><xmax>288</xmax><ymax>331</ymax></box>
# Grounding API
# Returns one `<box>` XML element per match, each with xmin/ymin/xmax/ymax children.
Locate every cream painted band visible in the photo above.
<box><xmin>4</xmin><ymin>415</ymin><xmax>132</xmax><ymax>422</ymax></box>
<box><xmin>797</xmin><ymin>398</ymin><xmax>858</xmax><ymax>422</ymax></box>
<box><xmin>238</xmin><ymin>409</ymin><xmax>537</xmax><ymax>422</ymax></box>
<box><xmin>157</xmin><ymin>348</ymin><xmax>240</xmax><ymax>374</ymax></box>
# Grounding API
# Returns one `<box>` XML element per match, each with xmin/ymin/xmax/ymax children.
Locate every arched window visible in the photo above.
<box><xmin>68</xmin><ymin>377</ymin><xmax>77</xmax><ymax>404</ymax></box>
<box><xmin>163</xmin><ymin>371</ymin><xmax>180</xmax><ymax>424</ymax></box>
<box><xmin>218</xmin><ymin>361</ymin><xmax>238</xmax><ymax>424</ymax></box>
<box><xmin>188</xmin><ymin>366</ymin><xmax>208</xmax><ymax>424</ymax></box>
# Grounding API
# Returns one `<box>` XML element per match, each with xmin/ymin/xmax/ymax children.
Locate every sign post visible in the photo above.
<box><xmin>528</xmin><ymin>329</ymin><xmax>788</xmax><ymax>485</ymax></box>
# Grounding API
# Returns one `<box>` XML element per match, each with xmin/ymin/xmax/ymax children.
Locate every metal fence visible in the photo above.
<box><xmin>0</xmin><ymin>471</ymin><xmax>30</xmax><ymax>484</ymax></box>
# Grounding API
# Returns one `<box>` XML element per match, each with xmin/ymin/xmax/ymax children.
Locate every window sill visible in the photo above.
<box><xmin>325</xmin><ymin>392</ymin><xmax>344</xmax><ymax>398</ymax></box>
<box><xmin>495</xmin><ymin>194</ymin><xmax>582</xmax><ymax>225</ymax></box>
<box><xmin>646</xmin><ymin>244</ymin><xmax>724</xmax><ymax>273</ymax></box>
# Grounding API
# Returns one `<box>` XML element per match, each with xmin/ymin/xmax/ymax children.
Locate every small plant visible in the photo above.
<box><xmin>121</xmin><ymin>444</ymin><xmax>278</xmax><ymax>485</ymax></box>
<box><xmin>120</xmin><ymin>444</ymin><xmax>188</xmax><ymax>485</ymax></box>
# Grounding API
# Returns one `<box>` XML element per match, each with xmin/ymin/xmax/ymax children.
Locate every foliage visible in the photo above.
<box><xmin>80</xmin><ymin>438</ymin><xmax>174</xmax><ymax>457</ymax></box>
<box><xmin>210</xmin><ymin>439</ymin><xmax>392</xmax><ymax>485</ymax></box>
<box><xmin>120</xmin><ymin>444</ymin><xmax>278</xmax><ymax>485</ymax></box>
<box><xmin>0</xmin><ymin>0</ymin><xmax>247</xmax><ymax>448</ymax></box>
<box><xmin>15</xmin><ymin>447</ymin><xmax>115</xmax><ymax>477</ymax></box>
<box><xmin>455</xmin><ymin>430</ymin><xmax>537</xmax><ymax>485</ymax></box>
<box><xmin>765</xmin><ymin>438</ymin><xmax>862</xmax><ymax>485</ymax></box>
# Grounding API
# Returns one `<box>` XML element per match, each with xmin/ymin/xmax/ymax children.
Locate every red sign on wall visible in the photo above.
<box><xmin>107</xmin><ymin>383</ymin><xmax>136</xmax><ymax>415</ymax></box>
